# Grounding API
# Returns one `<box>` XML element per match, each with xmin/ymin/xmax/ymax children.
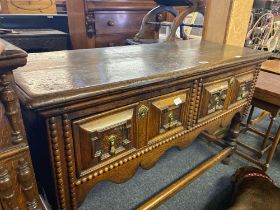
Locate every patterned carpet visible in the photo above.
<box><xmin>79</xmin><ymin>109</ymin><xmax>280</xmax><ymax>210</ymax></box>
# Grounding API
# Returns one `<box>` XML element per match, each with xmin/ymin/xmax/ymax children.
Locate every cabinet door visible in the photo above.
<box><xmin>73</xmin><ymin>104</ymin><xmax>138</xmax><ymax>175</ymax></box>
<box><xmin>147</xmin><ymin>89</ymin><xmax>190</xmax><ymax>141</ymax></box>
<box><xmin>199</xmin><ymin>79</ymin><xmax>231</xmax><ymax>118</ymax></box>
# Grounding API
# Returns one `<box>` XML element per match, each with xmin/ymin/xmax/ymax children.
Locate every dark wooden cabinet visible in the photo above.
<box><xmin>14</xmin><ymin>40</ymin><xmax>269</xmax><ymax>209</ymax></box>
<box><xmin>0</xmin><ymin>40</ymin><xmax>45</xmax><ymax>209</ymax></box>
<box><xmin>67</xmin><ymin>0</ymin><xmax>155</xmax><ymax>49</ymax></box>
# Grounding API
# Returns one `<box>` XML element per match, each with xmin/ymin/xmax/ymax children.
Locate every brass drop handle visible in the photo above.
<box><xmin>107</xmin><ymin>20</ymin><xmax>115</xmax><ymax>26</ymax></box>
<box><xmin>108</xmin><ymin>135</ymin><xmax>116</xmax><ymax>155</ymax></box>
<box><xmin>214</xmin><ymin>95</ymin><xmax>220</xmax><ymax>103</ymax></box>
<box><xmin>169</xmin><ymin>112</ymin><xmax>174</xmax><ymax>127</ymax></box>
<box><xmin>168</xmin><ymin>112</ymin><xmax>177</xmax><ymax>128</ymax></box>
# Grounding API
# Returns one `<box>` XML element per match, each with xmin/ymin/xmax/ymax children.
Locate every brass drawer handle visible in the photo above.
<box><xmin>138</xmin><ymin>105</ymin><xmax>149</xmax><ymax>118</ymax></box>
<box><xmin>168</xmin><ymin>112</ymin><xmax>176</xmax><ymax>128</ymax></box>
<box><xmin>108</xmin><ymin>135</ymin><xmax>117</xmax><ymax>155</ymax></box>
<box><xmin>107</xmin><ymin>20</ymin><xmax>115</xmax><ymax>26</ymax></box>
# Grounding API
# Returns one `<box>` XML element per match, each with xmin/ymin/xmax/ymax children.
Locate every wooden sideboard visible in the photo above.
<box><xmin>14</xmin><ymin>40</ymin><xmax>269</xmax><ymax>209</ymax></box>
<box><xmin>0</xmin><ymin>40</ymin><xmax>45</xmax><ymax>209</ymax></box>
<box><xmin>67</xmin><ymin>0</ymin><xmax>155</xmax><ymax>49</ymax></box>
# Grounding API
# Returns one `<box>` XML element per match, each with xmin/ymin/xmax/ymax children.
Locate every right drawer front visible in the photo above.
<box><xmin>230</xmin><ymin>71</ymin><xmax>254</xmax><ymax>104</ymax></box>
<box><xmin>199</xmin><ymin>79</ymin><xmax>231</xmax><ymax>118</ymax></box>
<box><xmin>147</xmin><ymin>89</ymin><xmax>190</xmax><ymax>141</ymax></box>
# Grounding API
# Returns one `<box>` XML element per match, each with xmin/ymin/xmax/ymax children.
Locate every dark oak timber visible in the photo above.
<box><xmin>0</xmin><ymin>39</ymin><xmax>44</xmax><ymax>210</ymax></box>
<box><xmin>14</xmin><ymin>40</ymin><xmax>270</xmax><ymax>209</ymax></box>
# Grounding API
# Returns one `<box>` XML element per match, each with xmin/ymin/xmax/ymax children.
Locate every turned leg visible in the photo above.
<box><xmin>241</xmin><ymin>106</ymin><xmax>255</xmax><ymax>133</ymax></box>
<box><xmin>223</xmin><ymin>112</ymin><xmax>242</xmax><ymax>165</ymax></box>
<box><xmin>263</xmin><ymin>125</ymin><xmax>280</xmax><ymax>171</ymax></box>
<box><xmin>260</xmin><ymin>114</ymin><xmax>276</xmax><ymax>152</ymax></box>
<box><xmin>246</xmin><ymin>106</ymin><xmax>255</xmax><ymax>127</ymax></box>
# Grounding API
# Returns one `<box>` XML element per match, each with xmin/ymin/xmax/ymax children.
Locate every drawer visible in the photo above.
<box><xmin>230</xmin><ymin>71</ymin><xmax>254</xmax><ymax>104</ymax></box>
<box><xmin>73</xmin><ymin>104</ymin><xmax>138</xmax><ymax>174</ymax></box>
<box><xmin>95</xmin><ymin>33</ymin><xmax>135</xmax><ymax>48</ymax></box>
<box><xmin>199</xmin><ymin>78</ymin><xmax>231</xmax><ymax>118</ymax></box>
<box><xmin>94</xmin><ymin>11</ymin><xmax>146</xmax><ymax>35</ymax></box>
<box><xmin>147</xmin><ymin>90</ymin><xmax>189</xmax><ymax>140</ymax></box>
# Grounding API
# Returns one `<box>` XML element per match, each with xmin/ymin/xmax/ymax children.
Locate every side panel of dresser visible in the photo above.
<box><xmin>0</xmin><ymin>72</ymin><xmax>42</xmax><ymax>210</ymax></box>
<box><xmin>20</xmin><ymin>63</ymin><xmax>261</xmax><ymax>210</ymax></box>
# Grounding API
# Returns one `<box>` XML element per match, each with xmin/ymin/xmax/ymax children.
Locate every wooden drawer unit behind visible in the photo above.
<box><xmin>67</xmin><ymin>0</ymin><xmax>155</xmax><ymax>49</ymax></box>
<box><xmin>94</xmin><ymin>11</ymin><xmax>146</xmax><ymax>35</ymax></box>
<box><xmin>73</xmin><ymin>104</ymin><xmax>138</xmax><ymax>175</ymax></box>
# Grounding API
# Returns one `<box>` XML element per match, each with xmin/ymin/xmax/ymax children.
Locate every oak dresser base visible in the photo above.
<box><xmin>14</xmin><ymin>40</ymin><xmax>269</xmax><ymax>209</ymax></box>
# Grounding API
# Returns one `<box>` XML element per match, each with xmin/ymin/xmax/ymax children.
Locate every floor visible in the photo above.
<box><xmin>79</xmin><ymin>109</ymin><xmax>280</xmax><ymax>210</ymax></box>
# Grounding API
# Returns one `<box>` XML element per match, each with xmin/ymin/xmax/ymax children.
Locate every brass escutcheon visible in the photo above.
<box><xmin>230</xmin><ymin>77</ymin><xmax>235</xmax><ymax>85</ymax></box>
<box><xmin>138</xmin><ymin>105</ymin><xmax>149</xmax><ymax>118</ymax></box>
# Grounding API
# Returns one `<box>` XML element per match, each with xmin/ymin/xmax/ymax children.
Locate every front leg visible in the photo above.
<box><xmin>223</xmin><ymin>112</ymin><xmax>242</xmax><ymax>164</ymax></box>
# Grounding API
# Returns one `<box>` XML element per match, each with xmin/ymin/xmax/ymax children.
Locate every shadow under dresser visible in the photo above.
<box><xmin>13</xmin><ymin>40</ymin><xmax>269</xmax><ymax>209</ymax></box>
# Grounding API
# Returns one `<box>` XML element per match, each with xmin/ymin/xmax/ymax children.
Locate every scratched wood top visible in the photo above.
<box><xmin>14</xmin><ymin>39</ymin><xmax>270</xmax><ymax>109</ymax></box>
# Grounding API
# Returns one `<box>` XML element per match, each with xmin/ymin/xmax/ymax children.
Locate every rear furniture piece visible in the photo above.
<box><xmin>14</xmin><ymin>40</ymin><xmax>269</xmax><ymax>209</ymax></box>
<box><xmin>132</xmin><ymin>0</ymin><xmax>205</xmax><ymax>44</ymax></box>
<box><xmin>0</xmin><ymin>39</ymin><xmax>44</xmax><ymax>209</ymax></box>
<box><xmin>0</xmin><ymin>29</ymin><xmax>68</xmax><ymax>52</ymax></box>
<box><xmin>66</xmin><ymin>0</ymin><xmax>155</xmax><ymax>49</ymax></box>
<box><xmin>238</xmin><ymin>60</ymin><xmax>280</xmax><ymax>171</ymax></box>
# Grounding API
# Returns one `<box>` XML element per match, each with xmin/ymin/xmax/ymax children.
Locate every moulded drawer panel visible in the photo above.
<box><xmin>72</xmin><ymin>104</ymin><xmax>138</xmax><ymax>175</ymax></box>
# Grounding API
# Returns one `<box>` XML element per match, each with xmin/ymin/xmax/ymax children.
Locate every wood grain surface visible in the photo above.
<box><xmin>261</xmin><ymin>60</ymin><xmax>280</xmax><ymax>75</ymax></box>
<box><xmin>254</xmin><ymin>71</ymin><xmax>280</xmax><ymax>106</ymax></box>
<box><xmin>14</xmin><ymin>40</ymin><xmax>269</xmax><ymax>109</ymax></box>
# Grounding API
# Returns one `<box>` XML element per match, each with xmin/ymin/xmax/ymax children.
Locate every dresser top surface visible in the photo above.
<box><xmin>14</xmin><ymin>40</ymin><xmax>269</xmax><ymax>109</ymax></box>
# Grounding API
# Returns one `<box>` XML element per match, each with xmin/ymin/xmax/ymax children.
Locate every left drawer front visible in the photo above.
<box><xmin>73</xmin><ymin>105</ymin><xmax>137</xmax><ymax>174</ymax></box>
